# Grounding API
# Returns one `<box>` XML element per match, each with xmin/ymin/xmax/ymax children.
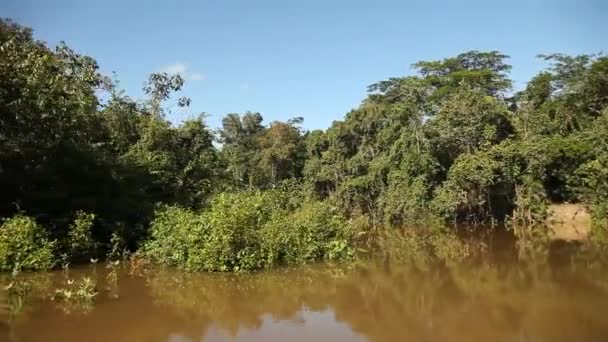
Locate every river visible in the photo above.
<box><xmin>1</xmin><ymin>257</ymin><xmax>608</xmax><ymax>342</ymax></box>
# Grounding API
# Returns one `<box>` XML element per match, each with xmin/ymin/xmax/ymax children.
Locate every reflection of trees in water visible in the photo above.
<box><xmin>3</xmin><ymin>261</ymin><xmax>608</xmax><ymax>342</ymax></box>
<box><xmin>145</xmin><ymin>266</ymin><xmax>348</xmax><ymax>337</ymax></box>
<box><xmin>146</xmin><ymin>262</ymin><xmax>608</xmax><ymax>342</ymax></box>
<box><xmin>0</xmin><ymin>273</ymin><xmax>54</xmax><ymax>323</ymax></box>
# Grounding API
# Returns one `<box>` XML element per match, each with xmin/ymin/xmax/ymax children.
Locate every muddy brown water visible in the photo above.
<box><xmin>1</xmin><ymin>259</ymin><xmax>608</xmax><ymax>342</ymax></box>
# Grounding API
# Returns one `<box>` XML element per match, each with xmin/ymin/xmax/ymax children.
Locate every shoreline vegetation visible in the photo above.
<box><xmin>1</xmin><ymin>18</ymin><xmax>608</xmax><ymax>274</ymax></box>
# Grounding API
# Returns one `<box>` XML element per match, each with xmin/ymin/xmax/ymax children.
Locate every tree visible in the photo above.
<box><xmin>255</xmin><ymin>119</ymin><xmax>305</xmax><ymax>187</ymax></box>
<box><xmin>0</xmin><ymin>18</ymin><xmax>105</xmax><ymax>229</ymax></box>
<box><xmin>413</xmin><ymin>50</ymin><xmax>512</xmax><ymax>98</ymax></box>
<box><xmin>218</xmin><ymin>112</ymin><xmax>265</xmax><ymax>188</ymax></box>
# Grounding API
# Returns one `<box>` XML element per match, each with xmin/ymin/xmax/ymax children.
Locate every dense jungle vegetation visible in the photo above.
<box><xmin>1</xmin><ymin>18</ymin><xmax>607</xmax><ymax>272</ymax></box>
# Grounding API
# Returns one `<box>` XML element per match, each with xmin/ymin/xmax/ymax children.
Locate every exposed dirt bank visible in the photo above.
<box><xmin>548</xmin><ymin>204</ymin><xmax>591</xmax><ymax>241</ymax></box>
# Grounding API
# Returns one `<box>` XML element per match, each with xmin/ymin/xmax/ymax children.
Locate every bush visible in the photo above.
<box><xmin>141</xmin><ymin>191</ymin><xmax>279</xmax><ymax>271</ymax></box>
<box><xmin>186</xmin><ymin>191</ymin><xmax>276</xmax><ymax>271</ymax></box>
<box><xmin>577</xmin><ymin>153</ymin><xmax>608</xmax><ymax>245</ymax></box>
<box><xmin>262</xmin><ymin>201</ymin><xmax>356</xmax><ymax>266</ymax></box>
<box><xmin>141</xmin><ymin>191</ymin><xmax>357</xmax><ymax>271</ymax></box>
<box><xmin>0</xmin><ymin>215</ymin><xmax>56</xmax><ymax>271</ymax></box>
<box><xmin>139</xmin><ymin>206</ymin><xmax>207</xmax><ymax>268</ymax></box>
<box><xmin>66</xmin><ymin>211</ymin><xmax>96</xmax><ymax>262</ymax></box>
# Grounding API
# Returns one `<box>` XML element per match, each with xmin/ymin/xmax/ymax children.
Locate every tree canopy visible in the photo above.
<box><xmin>1</xmin><ymin>18</ymin><xmax>607</xmax><ymax>270</ymax></box>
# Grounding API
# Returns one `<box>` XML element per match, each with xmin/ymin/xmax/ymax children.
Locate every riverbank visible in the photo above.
<box><xmin>548</xmin><ymin>204</ymin><xmax>591</xmax><ymax>241</ymax></box>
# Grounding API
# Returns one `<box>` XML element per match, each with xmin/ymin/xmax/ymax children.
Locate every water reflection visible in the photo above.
<box><xmin>3</xmin><ymin>261</ymin><xmax>608</xmax><ymax>342</ymax></box>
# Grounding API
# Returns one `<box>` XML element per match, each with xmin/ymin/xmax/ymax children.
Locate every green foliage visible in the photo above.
<box><xmin>427</xmin><ymin>88</ymin><xmax>514</xmax><ymax>160</ymax></box>
<box><xmin>509</xmin><ymin>176</ymin><xmax>551</xmax><ymax>260</ymax></box>
<box><xmin>412</xmin><ymin>50</ymin><xmax>512</xmax><ymax>97</ymax></box>
<box><xmin>2</xmin><ymin>17</ymin><xmax>608</xmax><ymax>271</ymax></box>
<box><xmin>142</xmin><ymin>191</ymin><xmax>279</xmax><ymax>271</ymax></box>
<box><xmin>262</xmin><ymin>201</ymin><xmax>357</xmax><ymax>266</ymax></box>
<box><xmin>378</xmin><ymin>176</ymin><xmax>432</xmax><ymax>226</ymax></box>
<box><xmin>141</xmin><ymin>192</ymin><xmax>355</xmax><ymax>271</ymax></box>
<box><xmin>301</xmin><ymin>51</ymin><xmax>608</xmax><ymax>233</ymax></box>
<box><xmin>578</xmin><ymin>153</ymin><xmax>608</xmax><ymax>243</ymax></box>
<box><xmin>302</xmin><ymin>52</ymin><xmax>520</xmax><ymax>226</ymax></box>
<box><xmin>53</xmin><ymin>277</ymin><xmax>98</xmax><ymax>303</ymax></box>
<box><xmin>510</xmin><ymin>176</ymin><xmax>550</xmax><ymax>228</ymax></box>
<box><xmin>0</xmin><ymin>215</ymin><xmax>56</xmax><ymax>271</ymax></box>
<box><xmin>255</xmin><ymin>119</ymin><xmax>306</xmax><ymax>187</ymax></box>
<box><xmin>0</xmin><ymin>18</ymin><xmax>106</xmax><ymax>227</ymax></box>
<box><xmin>575</xmin><ymin>110</ymin><xmax>608</xmax><ymax>243</ymax></box>
<box><xmin>218</xmin><ymin>112</ymin><xmax>306</xmax><ymax>189</ymax></box>
<box><xmin>431</xmin><ymin>149</ymin><xmax>512</xmax><ymax>222</ymax></box>
<box><xmin>138</xmin><ymin>206</ymin><xmax>202</xmax><ymax>268</ymax></box>
<box><xmin>66</xmin><ymin>211</ymin><xmax>96</xmax><ymax>262</ymax></box>
<box><xmin>0</xmin><ymin>19</ymin><xmax>220</xmax><ymax>260</ymax></box>
<box><xmin>52</xmin><ymin>276</ymin><xmax>98</xmax><ymax>313</ymax></box>
<box><xmin>185</xmin><ymin>191</ymin><xmax>279</xmax><ymax>271</ymax></box>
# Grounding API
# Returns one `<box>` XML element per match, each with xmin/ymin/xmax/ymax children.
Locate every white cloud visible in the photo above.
<box><xmin>190</xmin><ymin>73</ymin><xmax>205</xmax><ymax>81</ymax></box>
<box><xmin>162</xmin><ymin>62</ymin><xmax>187</xmax><ymax>75</ymax></box>
<box><xmin>161</xmin><ymin>62</ymin><xmax>204</xmax><ymax>81</ymax></box>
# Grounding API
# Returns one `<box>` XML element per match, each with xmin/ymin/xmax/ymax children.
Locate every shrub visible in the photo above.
<box><xmin>262</xmin><ymin>201</ymin><xmax>356</xmax><ymax>266</ymax></box>
<box><xmin>508</xmin><ymin>176</ymin><xmax>551</xmax><ymax>260</ymax></box>
<box><xmin>66</xmin><ymin>211</ymin><xmax>96</xmax><ymax>262</ymax></box>
<box><xmin>378</xmin><ymin>176</ymin><xmax>432</xmax><ymax>227</ymax></box>
<box><xmin>139</xmin><ymin>206</ymin><xmax>206</xmax><ymax>268</ymax></box>
<box><xmin>430</xmin><ymin>148</ymin><xmax>517</xmax><ymax>224</ymax></box>
<box><xmin>142</xmin><ymin>191</ymin><xmax>279</xmax><ymax>271</ymax></box>
<box><xmin>141</xmin><ymin>191</ymin><xmax>357</xmax><ymax>271</ymax></box>
<box><xmin>185</xmin><ymin>191</ymin><xmax>276</xmax><ymax>271</ymax></box>
<box><xmin>0</xmin><ymin>215</ymin><xmax>56</xmax><ymax>271</ymax></box>
<box><xmin>577</xmin><ymin>153</ymin><xmax>608</xmax><ymax>245</ymax></box>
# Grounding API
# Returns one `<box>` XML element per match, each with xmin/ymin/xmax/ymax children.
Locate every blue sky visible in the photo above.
<box><xmin>2</xmin><ymin>0</ymin><xmax>606</xmax><ymax>130</ymax></box>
